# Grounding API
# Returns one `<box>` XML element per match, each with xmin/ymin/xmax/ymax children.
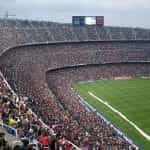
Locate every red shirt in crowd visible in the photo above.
<box><xmin>65</xmin><ymin>143</ymin><xmax>72</xmax><ymax>150</ymax></box>
<box><xmin>39</xmin><ymin>135</ymin><xmax>49</xmax><ymax>146</ymax></box>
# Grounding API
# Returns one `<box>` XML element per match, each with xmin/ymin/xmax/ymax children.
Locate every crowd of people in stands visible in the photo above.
<box><xmin>45</xmin><ymin>64</ymin><xmax>147</xmax><ymax>150</ymax></box>
<box><xmin>1</xmin><ymin>19</ymin><xmax>150</xmax><ymax>150</ymax></box>
<box><xmin>1</xmin><ymin>41</ymin><xmax>149</xmax><ymax>149</ymax></box>
<box><xmin>0</xmin><ymin>18</ymin><xmax>150</xmax><ymax>55</ymax></box>
<box><xmin>0</xmin><ymin>72</ymin><xmax>78</xmax><ymax>150</ymax></box>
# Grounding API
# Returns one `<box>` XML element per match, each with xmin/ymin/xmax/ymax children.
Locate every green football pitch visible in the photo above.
<box><xmin>73</xmin><ymin>78</ymin><xmax>150</xmax><ymax>150</ymax></box>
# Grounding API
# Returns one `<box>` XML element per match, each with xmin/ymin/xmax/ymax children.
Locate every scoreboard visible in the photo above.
<box><xmin>72</xmin><ymin>16</ymin><xmax>104</xmax><ymax>26</ymax></box>
<box><xmin>85</xmin><ymin>16</ymin><xmax>96</xmax><ymax>25</ymax></box>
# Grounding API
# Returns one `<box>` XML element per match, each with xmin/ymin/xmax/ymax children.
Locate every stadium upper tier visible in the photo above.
<box><xmin>0</xmin><ymin>18</ymin><xmax>150</xmax><ymax>55</ymax></box>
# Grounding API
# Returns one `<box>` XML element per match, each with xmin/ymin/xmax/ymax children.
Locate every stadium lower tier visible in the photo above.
<box><xmin>1</xmin><ymin>62</ymin><xmax>150</xmax><ymax>149</ymax></box>
<box><xmin>47</xmin><ymin>63</ymin><xmax>149</xmax><ymax>149</ymax></box>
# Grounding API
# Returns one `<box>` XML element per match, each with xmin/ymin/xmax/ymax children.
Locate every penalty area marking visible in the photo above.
<box><xmin>88</xmin><ymin>91</ymin><xmax>150</xmax><ymax>141</ymax></box>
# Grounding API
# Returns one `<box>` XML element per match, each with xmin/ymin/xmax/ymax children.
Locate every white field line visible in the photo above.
<box><xmin>88</xmin><ymin>91</ymin><xmax>150</xmax><ymax>141</ymax></box>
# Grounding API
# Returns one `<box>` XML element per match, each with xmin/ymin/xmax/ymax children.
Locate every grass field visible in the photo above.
<box><xmin>73</xmin><ymin>78</ymin><xmax>150</xmax><ymax>150</ymax></box>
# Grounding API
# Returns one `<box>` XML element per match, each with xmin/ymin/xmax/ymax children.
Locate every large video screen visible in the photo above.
<box><xmin>72</xmin><ymin>16</ymin><xmax>104</xmax><ymax>26</ymax></box>
<box><xmin>85</xmin><ymin>16</ymin><xmax>96</xmax><ymax>25</ymax></box>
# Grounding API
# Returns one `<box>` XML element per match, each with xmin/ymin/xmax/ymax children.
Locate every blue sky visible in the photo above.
<box><xmin>0</xmin><ymin>0</ymin><xmax>150</xmax><ymax>28</ymax></box>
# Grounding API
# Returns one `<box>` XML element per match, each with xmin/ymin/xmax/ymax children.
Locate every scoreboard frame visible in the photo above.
<box><xmin>72</xmin><ymin>16</ymin><xmax>104</xmax><ymax>26</ymax></box>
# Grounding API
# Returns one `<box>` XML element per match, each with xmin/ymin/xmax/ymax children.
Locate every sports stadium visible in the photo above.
<box><xmin>0</xmin><ymin>17</ymin><xmax>150</xmax><ymax>150</ymax></box>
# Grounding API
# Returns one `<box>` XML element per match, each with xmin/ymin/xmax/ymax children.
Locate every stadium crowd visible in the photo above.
<box><xmin>1</xmin><ymin>63</ymin><xmax>146</xmax><ymax>149</ymax></box>
<box><xmin>45</xmin><ymin>63</ymin><xmax>150</xmax><ymax>149</ymax></box>
<box><xmin>0</xmin><ymin>71</ymin><xmax>79</xmax><ymax>150</ymax></box>
<box><xmin>1</xmin><ymin>18</ymin><xmax>150</xmax><ymax>150</ymax></box>
<box><xmin>0</xmin><ymin>18</ymin><xmax>150</xmax><ymax>55</ymax></box>
<box><xmin>1</xmin><ymin>40</ymin><xmax>150</xmax><ymax>149</ymax></box>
